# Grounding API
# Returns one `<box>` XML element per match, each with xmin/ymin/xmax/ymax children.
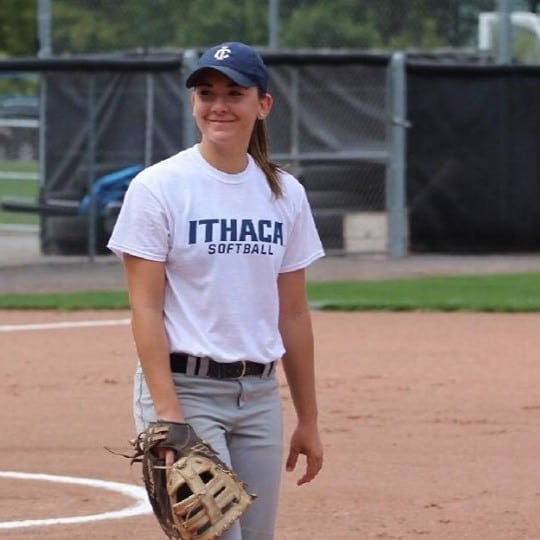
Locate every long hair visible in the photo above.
<box><xmin>248</xmin><ymin>94</ymin><xmax>283</xmax><ymax>198</ymax></box>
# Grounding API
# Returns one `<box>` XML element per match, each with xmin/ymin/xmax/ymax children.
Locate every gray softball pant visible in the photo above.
<box><xmin>133</xmin><ymin>364</ymin><xmax>284</xmax><ymax>540</ymax></box>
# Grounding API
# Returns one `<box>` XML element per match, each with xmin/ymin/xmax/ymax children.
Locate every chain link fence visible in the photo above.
<box><xmin>1</xmin><ymin>0</ymin><xmax>540</xmax><ymax>255</ymax></box>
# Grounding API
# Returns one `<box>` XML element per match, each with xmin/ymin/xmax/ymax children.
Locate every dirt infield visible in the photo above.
<box><xmin>1</xmin><ymin>309</ymin><xmax>540</xmax><ymax>539</ymax></box>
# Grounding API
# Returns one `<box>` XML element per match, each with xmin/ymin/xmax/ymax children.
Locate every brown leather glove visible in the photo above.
<box><xmin>133</xmin><ymin>421</ymin><xmax>255</xmax><ymax>540</ymax></box>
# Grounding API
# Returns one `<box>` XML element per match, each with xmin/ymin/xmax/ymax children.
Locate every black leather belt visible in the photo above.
<box><xmin>170</xmin><ymin>352</ymin><xmax>276</xmax><ymax>379</ymax></box>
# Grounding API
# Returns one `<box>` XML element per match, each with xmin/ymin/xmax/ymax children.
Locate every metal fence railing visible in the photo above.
<box><xmin>2</xmin><ymin>0</ymin><xmax>540</xmax><ymax>258</ymax></box>
<box><xmin>0</xmin><ymin>51</ymin><xmax>408</xmax><ymax>258</ymax></box>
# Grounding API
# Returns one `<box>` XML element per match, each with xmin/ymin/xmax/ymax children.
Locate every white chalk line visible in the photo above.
<box><xmin>0</xmin><ymin>318</ymin><xmax>130</xmax><ymax>333</ymax></box>
<box><xmin>0</xmin><ymin>471</ymin><xmax>151</xmax><ymax>529</ymax></box>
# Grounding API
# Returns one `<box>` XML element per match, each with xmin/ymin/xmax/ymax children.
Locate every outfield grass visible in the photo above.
<box><xmin>0</xmin><ymin>160</ymin><xmax>39</xmax><ymax>226</ymax></box>
<box><xmin>0</xmin><ymin>160</ymin><xmax>38</xmax><ymax>174</ymax></box>
<box><xmin>307</xmin><ymin>272</ymin><xmax>540</xmax><ymax>312</ymax></box>
<box><xmin>0</xmin><ymin>290</ymin><xmax>129</xmax><ymax>311</ymax></box>
<box><xmin>0</xmin><ymin>272</ymin><xmax>539</xmax><ymax>311</ymax></box>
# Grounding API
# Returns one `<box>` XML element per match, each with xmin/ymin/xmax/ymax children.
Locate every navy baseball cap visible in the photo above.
<box><xmin>186</xmin><ymin>42</ymin><xmax>268</xmax><ymax>93</ymax></box>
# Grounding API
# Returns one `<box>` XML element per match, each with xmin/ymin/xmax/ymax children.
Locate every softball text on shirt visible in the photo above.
<box><xmin>188</xmin><ymin>217</ymin><xmax>283</xmax><ymax>255</ymax></box>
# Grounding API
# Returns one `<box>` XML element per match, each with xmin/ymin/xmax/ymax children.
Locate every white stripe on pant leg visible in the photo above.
<box><xmin>133</xmin><ymin>367</ymin><xmax>156</xmax><ymax>433</ymax></box>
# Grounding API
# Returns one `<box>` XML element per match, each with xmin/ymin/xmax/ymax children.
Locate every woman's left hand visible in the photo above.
<box><xmin>285</xmin><ymin>421</ymin><xmax>324</xmax><ymax>486</ymax></box>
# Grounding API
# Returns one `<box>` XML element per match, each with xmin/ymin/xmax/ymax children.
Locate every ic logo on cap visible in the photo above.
<box><xmin>214</xmin><ymin>46</ymin><xmax>231</xmax><ymax>61</ymax></box>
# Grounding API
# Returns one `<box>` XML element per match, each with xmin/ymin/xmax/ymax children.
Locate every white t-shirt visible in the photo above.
<box><xmin>108</xmin><ymin>144</ymin><xmax>324</xmax><ymax>364</ymax></box>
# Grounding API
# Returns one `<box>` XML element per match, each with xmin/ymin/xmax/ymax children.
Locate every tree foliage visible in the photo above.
<box><xmin>0</xmin><ymin>0</ymin><xmax>37</xmax><ymax>57</ymax></box>
<box><xmin>0</xmin><ymin>0</ymin><xmax>533</xmax><ymax>57</ymax></box>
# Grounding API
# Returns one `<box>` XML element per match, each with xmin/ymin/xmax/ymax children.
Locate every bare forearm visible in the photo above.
<box><xmin>122</xmin><ymin>255</ymin><xmax>181</xmax><ymax>422</ymax></box>
<box><xmin>131</xmin><ymin>308</ymin><xmax>183</xmax><ymax>422</ymax></box>
<box><xmin>279</xmin><ymin>310</ymin><xmax>319</xmax><ymax>425</ymax></box>
<box><xmin>277</xmin><ymin>266</ymin><xmax>324</xmax><ymax>484</ymax></box>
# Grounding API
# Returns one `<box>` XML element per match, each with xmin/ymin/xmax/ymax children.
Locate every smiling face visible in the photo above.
<box><xmin>191</xmin><ymin>69</ymin><xmax>272</xmax><ymax>155</ymax></box>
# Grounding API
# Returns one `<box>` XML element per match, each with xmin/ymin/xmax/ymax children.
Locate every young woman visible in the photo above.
<box><xmin>108</xmin><ymin>42</ymin><xmax>324</xmax><ymax>540</ymax></box>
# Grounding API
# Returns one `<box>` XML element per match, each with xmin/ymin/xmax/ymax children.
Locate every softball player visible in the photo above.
<box><xmin>108</xmin><ymin>42</ymin><xmax>324</xmax><ymax>540</ymax></box>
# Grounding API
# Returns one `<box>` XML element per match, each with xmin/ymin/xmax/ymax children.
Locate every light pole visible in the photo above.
<box><xmin>268</xmin><ymin>0</ymin><xmax>279</xmax><ymax>49</ymax></box>
<box><xmin>496</xmin><ymin>0</ymin><xmax>512</xmax><ymax>64</ymax></box>
<box><xmin>37</xmin><ymin>0</ymin><xmax>52</xmax><ymax>57</ymax></box>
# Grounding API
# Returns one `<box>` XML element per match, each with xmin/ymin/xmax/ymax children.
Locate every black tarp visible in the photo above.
<box><xmin>407</xmin><ymin>62</ymin><xmax>540</xmax><ymax>252</ymax></box>
<box><xmin>7</xmin><ymin>51</ymin><xmax>536</xmax><ymax>256</ymax></box>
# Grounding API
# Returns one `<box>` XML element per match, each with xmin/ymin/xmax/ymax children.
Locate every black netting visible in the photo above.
<box><xmin>407</xmin><ymin>63</ymin><xmax>540</xmax><ymax>252</ymax></box>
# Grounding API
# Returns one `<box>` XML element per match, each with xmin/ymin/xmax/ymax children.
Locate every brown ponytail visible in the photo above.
<box><xmin>248</xmin><ymin>115</ymin><xmax>283</xmax><ymax>198</ymax></box>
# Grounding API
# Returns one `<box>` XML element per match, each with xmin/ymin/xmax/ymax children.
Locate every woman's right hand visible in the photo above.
<box><xmin>158</xmin><ymin>448</ymin><xmax>176</xmax><ymax>467</ymax></box>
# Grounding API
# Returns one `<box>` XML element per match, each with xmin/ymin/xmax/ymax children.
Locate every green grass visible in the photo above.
<box><xmin>0</xmin><ymin>160</ymin><xmax>38</xmax><ymax>174</ymax></box>
<box><xmin>0</xmin><ymin>161</ymin><xmax>39</xmax><ymax>226</ymax></box>
<box><xmin>1</xmin><ymin>272</ymin><xmax>540</xmax><ymax>312</ymax></box>
<box><xmin>0</xmin><ymin>290</ymin><xmax>129</xmax><ymax>310</ymax></box>
<box><xmin>306</xmin><ymin>272</ymin><xmax>540</xmax><ymax>312</ymax></box>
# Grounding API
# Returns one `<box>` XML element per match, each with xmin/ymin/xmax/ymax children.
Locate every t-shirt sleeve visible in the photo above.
<box><xmin>107</xmin><ymin>178</ymin><xmax>170</xmax><ymax>261</ymax></box>
<box><xmin>280</xmin><ymin>186</ymin><xmax>325</xmax><ymax>273</ymax></box>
